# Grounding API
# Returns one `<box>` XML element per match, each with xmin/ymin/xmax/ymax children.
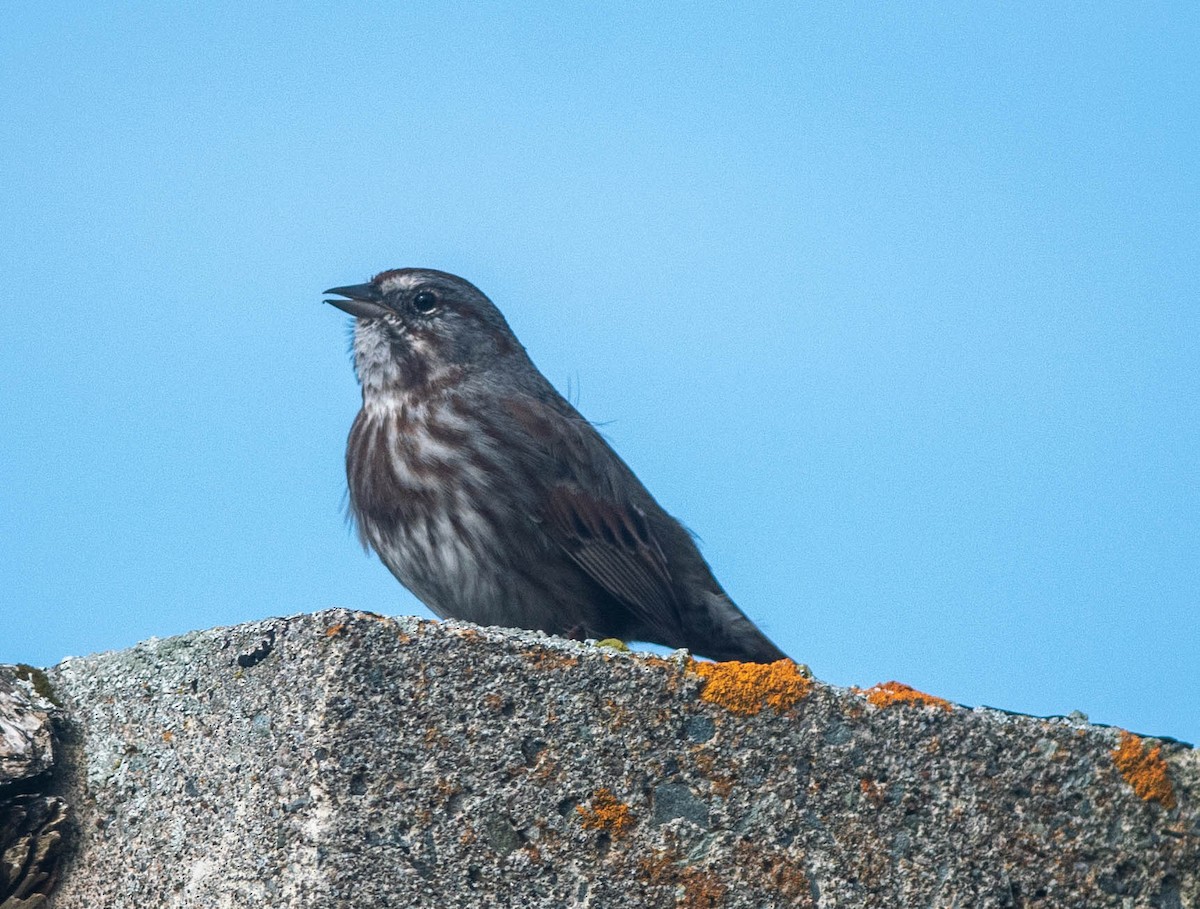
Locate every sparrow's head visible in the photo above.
<box><xmin>325</xmin><ymin>268</ymin><xmax>523</xmax><ymax>394</ymax></box>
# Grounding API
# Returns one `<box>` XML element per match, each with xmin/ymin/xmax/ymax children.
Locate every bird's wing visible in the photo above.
<box><xmin>542</xmin><ymin>483</ymin><xmax>681</xmax><ymax>640</ymax></box>
<box><xmin>499</xmin><ymin>392</ymin><xmax>683</xmax><ymax>641</ymax></box>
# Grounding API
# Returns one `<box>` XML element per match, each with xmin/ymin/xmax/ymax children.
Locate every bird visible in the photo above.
<box><xmin>325</xmin><ymin>268</ymin><xmax>787</xmax><ymax>663</ymax></box>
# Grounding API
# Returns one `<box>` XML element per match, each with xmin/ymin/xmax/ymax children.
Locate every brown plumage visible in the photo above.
<box><xmin>327</xmin><ymin>268</ymin><xmax>787</xmax><ymax>663</ymax></box>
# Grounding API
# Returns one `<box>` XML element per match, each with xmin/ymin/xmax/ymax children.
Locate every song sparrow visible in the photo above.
<box><xmin>326</xmin><ymin>268</ymin><xmax>787</xmax><ymax>663</ymax></box>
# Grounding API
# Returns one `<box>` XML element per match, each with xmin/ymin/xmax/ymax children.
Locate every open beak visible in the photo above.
<box><xmin>323</xmin><ymin>283</ymin><xmax>391</xmax><ymax>319</ymax></box>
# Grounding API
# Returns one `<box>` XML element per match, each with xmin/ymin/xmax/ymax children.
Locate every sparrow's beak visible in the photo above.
<box><xmin>323</xmin><ymin>283</ymin><xmax>391</xmax><ymax>319</ymax></box>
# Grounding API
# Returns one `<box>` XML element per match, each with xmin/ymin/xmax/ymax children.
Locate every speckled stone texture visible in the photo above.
<box><xmin>41</xmin><ymin>610</ymin><xmax>1197</xmax><ymax>908</ymax></box>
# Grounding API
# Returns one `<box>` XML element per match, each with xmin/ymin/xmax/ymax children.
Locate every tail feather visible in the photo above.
<box><xmin>693</xmin><ymin>591</ymin><xmax>789</xmax><ymax>663</ymax></box>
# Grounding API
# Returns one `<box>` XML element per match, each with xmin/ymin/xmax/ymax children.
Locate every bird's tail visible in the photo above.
<box><xmin>694</xmin><ymin>591</ymin><xmax>789</xmax><ymax>664</ymax></box>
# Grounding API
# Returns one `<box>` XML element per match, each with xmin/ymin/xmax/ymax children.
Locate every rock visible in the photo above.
<box><xmin>652</xmin><ymin>783</ymin><xmax>710</xmax><ymax>829</ymax></box>
<box><xmin>31</xmin><ymin>609</ymin><xmax>1198</xmax><ymax>908</ymax></box>
<box><xmin>0</xmin><ymin>670</ymin><xmax>56</xmax><ymax>785</ymax></box>
<box><xmin>1</xmin><ymin>668</ymin><xmax>68</xmax><ymax>909</ymax></box>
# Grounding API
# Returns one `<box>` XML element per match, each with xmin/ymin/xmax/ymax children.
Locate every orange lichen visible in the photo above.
<box><xmin>678</xmin><ymin>868</ymin><xmax>726</xmax><ymax>909</ymax></box>
<box><xmin>325</xmin><ymin>622</ymin><xmax>346</xmax><ymax>637</ymax></box>
<box><xmin>690</xmin><ymin>659</ymin><xmax>812</xmax><ymax>716</ymax></box>
<box><xmin>640</xmin><ymin>655</ymin><xmax>689</xmax><ymax>693</ymax></box>
<box><xmin>603</xmin><ymin>698</ymin><xmax>634</xmax><ymax>730</ymax></box>
<box><xmin>862</xmin><ymin>681</ymin><xmax>952</xmax><ymax>712</ymax></box>
<box><xmin>859</xmin><ymin>777</ymin><xmax>886</xmax><ymax>808</ymax></box>
<box><xmin>732</xmin><ymin>842</ymin><xmax>813</xmax><ymax>904</ymax></box>
<box><xmin>692</xmin><ymin>752</ymin><xmax>735</xmax><ymax>798</ymax></box>
<box><xmin>524</xmin><ymin>650</ymin><xmax>581</xmax><ymax>671</ymax></box>
<box><xmin>636</xmin><ymin>847</ymin><xmax>680</xmax><ymax>880</ymax></box>
<box><xmin>641</xmin><ymin>656</ymin><xmax>678</xmax><ymax>673</ymax></box>
<box><xmin>161</xmin><ymin>730</ymin><xmax>174</xmax><ymax>743</ymax></box>
<box><xmin>576</xmin><ymin>788</ymin><xmax>635</xmax><ymax>837</ymax></box>
<box><xmin>636</xmin><ymin>851</ymin><xmax>724</xmax><ymax>909</ymax></box>
<box><xmin>1112</xmin><ymin>731</ymin><xmax>1176</xmax><ymax>809</ymax></box>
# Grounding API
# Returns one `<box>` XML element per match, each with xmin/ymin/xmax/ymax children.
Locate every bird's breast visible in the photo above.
<box><xmin>345</xmin><ymin>396</ymin><xmax>515</xmax><ymax>604</ymax></box>
<box><xmin>348</xmin><ymin>397</ymin><xmax>497</xmax><ymax>518</ymax></box>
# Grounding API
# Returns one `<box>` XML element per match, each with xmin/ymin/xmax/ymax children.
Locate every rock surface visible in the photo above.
<box><xmin>1</xmin><ymin>670</ymin><xmax>56</xmax><ymax>785</ymax></box>
<box><xmin>30</xmin><ymin>609</ymin><xmax>1198</xmax><ymax>908</ymax></box>
<box><xmin>1</xmin><ymin>668</ymin><xmax>69</xmax><ymax>909</ymax></box>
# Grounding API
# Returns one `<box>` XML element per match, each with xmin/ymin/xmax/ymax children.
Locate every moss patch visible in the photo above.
<box><xmin>14</xmin><ymin>664</ymin><xmax>61</xmax><ymax>707</ymax></box>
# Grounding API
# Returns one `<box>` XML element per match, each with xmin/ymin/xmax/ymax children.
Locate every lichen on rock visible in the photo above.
<box><xmin>30</xmin><ymin>611</ymin><xmax>1200</xmax><ymax>908</ymax></box>
<box><xmin>576</xmin><ymin>787</ymin><xmax>635</xmax><ymax>837</ymax></box>
<box><xmin>690</xmin><ymin>658</ymin><xmax>812</xmax><ymax>716</ymax></box>
<box><xmin>1112</xmin><ymin>730</ymin><xmax>1177</xmax><ymax>810</ymax></box>
<box><xmin>860</xmin><ymin>680</ymin><xmax>953</xmax><ymax>712</ymax></box>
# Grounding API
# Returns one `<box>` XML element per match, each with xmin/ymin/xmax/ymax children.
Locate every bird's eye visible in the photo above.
<box><xmin>412</xmin><ymin>290</ymin><xmax>439</xmax><ymax>314</ymax></box>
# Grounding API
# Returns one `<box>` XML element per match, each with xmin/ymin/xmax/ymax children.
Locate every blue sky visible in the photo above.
<box><xmin>3</xmin><ymin>4</ymin><xmax>1196</xmax><ymax>743</ymax></box>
